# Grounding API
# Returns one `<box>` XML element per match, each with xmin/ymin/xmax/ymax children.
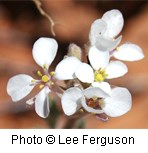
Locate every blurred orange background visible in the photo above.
<box><xmin>0</xmin><ymin>0</ymin><xmax>148</xmax><ymax>128</ymax></box>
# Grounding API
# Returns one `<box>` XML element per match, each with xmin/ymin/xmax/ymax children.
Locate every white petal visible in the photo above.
<box><xmin>92</xmin><ymin>82</ymin><xmax>111</xmax><ymax>95</ymax></box>
<box><xmin>32</xmin><ymin>37</ymin><xmax>58</xmax><ymax>69</ymax></box>
<box><xmin>7</xmin><ymin>74</ymin><xmax>35</xmax><ymax>102</ymax></box>
<box><xmin>88</xmin><ymin>46</ymin><xmax>109</xmax><ymax>70</ymax></box>
<box><xmin>75</xmin><ymin>63</ymin><xmax>94</xmax><ymax>83</ymax></box>
<box><xmin>54</xmin><ymin>56</ymin><xmax>81</xmax><ymax>80</ymax></box>
<box><xmin>89</xmin><ymin>19</ymin><xmax>107</xmax><ymax>45</ymax></box>
<box><xmin>83</xmin><ymin>87</ymin><xmax>109</xmax><ymax>99</ymax></box>
<box><xmin>81</xmin><ymin>96</ymin><xmax>104</xmax><ymax>114</ymax></box>
<box><xmin>106</xmin><ymin>61</ymin><xmax>128</xmax><ymax>79</ymax></box>
<box><xmin>113</xmin><ymin>43</ymin><xmax>144</xmax><ymax>61</ymax></box>
<box><xmin>61</xmin><ymin>87</ymin><xmax>82</xmax><ymax>116</ymax></box>
<box><xmin>35</xmin><ymin>87</ymin><xmax>50</xmax><ymax>118</ymax></box>
<box><xmin>95</xmin><ymin>35</ymin><xmax>122</xmax><ymax>52</ymax></box>
<box><xmin>102</xmin><ymin>9</ymin><xmax>124</xmax><ymax>38</ymax></box>
<box><xmin>103</xmin><ymin>87</ymin><xmax>132</xmax><ymax>117</ymax></box>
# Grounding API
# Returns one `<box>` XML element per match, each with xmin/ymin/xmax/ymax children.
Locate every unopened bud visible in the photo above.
<box><xmin>67</xmin><ymin>43</ymin><xmax>82</xmax><ymax>61</ymax></box>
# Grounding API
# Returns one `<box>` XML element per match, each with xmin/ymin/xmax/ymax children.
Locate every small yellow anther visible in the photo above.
<box><xmin>99</xmin><ymin>100</ymin><xmax>105</xmax><ymax>108</ymax></box>
<box><xmin>116</xmin><ymin>47</ymin><xmax>120</xmax><ymax>51</ymax></box>
<box><xmin>92</xmin><ymin>96</ymin><xmax>98</xmax><ymax>101</ymax></box>
<box><xmin>101</xmin><ymin>70</ymin><xmax>105</xmax><ymax>74</ymax></box>
<box><xmin>50</xmin><ymin>81</ymin><xmax>54</xmax><ymax>86</ymax></box>
<box><xmin>79</xmin><ymin>109</ymin><xmax>84</xmax><ymax>113</ymax></box>
<box><xmin>31</xmin><ymin>79</ymin><xmax>36</xmax><ymax>83</ymax></box>
<box><xmin>43</xmin><ymin>64</ymin><xmax>47</xmax><ymax>69</ymax></box>
<box><xmin>41</xmin><ymin>75</ymin><xmax>49</xmax><ymax>83</ymax></box>
<box><xmin>50</xmin><ymin>71</ymin><xmax>55</xmax><ymax>76</ymax></box>
<box><xmin>37</xmin><ymin>71</ymin><xmax>43</xmax><ymax>77</ymax></box>
<box><xmin>39</xmin><ymin>84</ymin><xmax>44</xmax><ymax>89</ymax></box>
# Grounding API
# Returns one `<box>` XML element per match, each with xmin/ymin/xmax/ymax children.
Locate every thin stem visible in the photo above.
<box><xmin>32</xmin><ymin>0</ymin><xmax>56</xmax><ymax>36</ymax></box>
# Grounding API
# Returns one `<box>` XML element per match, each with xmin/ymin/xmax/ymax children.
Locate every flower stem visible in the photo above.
<box><xmin>32</xmin><ymin>0</ymin><xmax>56</xmax><ymax>36</ymax></box>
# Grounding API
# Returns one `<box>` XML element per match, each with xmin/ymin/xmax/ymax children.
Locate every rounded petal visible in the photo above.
<box><xmin>102</xmin><ymin>9</ymin><xmax>124</xmax><ymax>38</ymax></box>
<box><xmin>81</xmin><ymin>96</ymin><xmax>104</xmax><ymax>114</ymax></box>
<box><xmin>54</xmin><ymin>56</ymin><xmax>81</xmax><ymax>80</ymax></box>
<box><xmin>95</xmin><ymin>35</ymin><xmax>122</xmax><ymax>52</ymax></box>
<box><xmin>106</xmin><ymin>61</ymin><xmax>128</xmax><ymax>79</ymax></box>
<box><xmin>92</xmin><ymin>82</ymin><xmax>111</xmax><ymax>95</ymax></box>
<box><xmin>32</xmin><ymin>37</ymin><xmax>58</xmax><ymax>70</ymax></box>
<box><xmin>35</xmin><ymin>87</ymin><xmax>50</xmax><ymax>118</ymax></box>
<box><xmin>7</xmin><ymin>74</ymin><xmax>35</xmax><ymax>102</ymax></box>
<box><xmin>102</xmin><ymin>87</ymin><xmax>132</xmax><ymax>117</ymax></box>
<box><xmin>88</xmin><ymin>46</ymin><xmax>109</xmax><ymax>70</ymax></box>
<box><xmin>61</xmin><ymin>87</ymin><xmax>82</xmax><ymax>116</ymax></box>
<box><xmin>89</xmin><ymin>19</ymin><xmax>107</xmax><ymax>45</ymax></box>
<box><xmin>75</xmin><ymin>63</ymin><xmax>94</xmax><ymax>83</ymax></box>
<box><xmin>113</xmin><ymin>43</ymin><xmax>144</xmax><ymax>61</ymax></box>
<box><xmin>83</xmin><ymin>87</ymin><xmax>109</xmax><ymax>99</ymax></box>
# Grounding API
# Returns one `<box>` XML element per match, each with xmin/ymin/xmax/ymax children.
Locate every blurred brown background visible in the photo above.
<box><xmin>0</xmin><ymin>0</ymin><xmax>148</xmax><ymax>128</ymax></box>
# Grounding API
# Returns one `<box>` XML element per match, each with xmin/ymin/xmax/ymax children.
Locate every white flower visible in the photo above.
<box><xmin>61</xmin><ymin>86</ymin><xmax>132</xmax><ymax>117</ymax></box>
<box><xmin>89</xmin><ymin>9</ymin><xmax>144</xmax><ymax>61</ymax></box>
<box><xmin>55</xmin><ymin>46</ymin><xmax>127</xmax><ymax>95</ymax></box>
<box><xmin>7</xmin><ymin>37</ymin><xmax>59</xmax><ymax>118</ymax></box>
<box><xmin>75</xmin><ymin>46</ymin><xmax>128</xmax><ymax>89</ymax></box>
<box><xmin>89</xmin><ymin>9</ymin><xmax>123</xmax><ymax>51</ymax></box>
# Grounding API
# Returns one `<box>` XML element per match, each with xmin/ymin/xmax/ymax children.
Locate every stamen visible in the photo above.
<box><xmin>50</xmin><ymin>71</ymin><xmax>55</xmax><ymax>76</ymax></box>
<box><xmin>37</xmin><ymin>70</ymin><xmax>43</xmax><ymax>77</ymax></box>
<box><xmin>99</xmin><ymin>99</ymin><xmax>105</xmax><ymax>108</ymax></box>
<box><xmin>31</xmin><ymin>79</ymin><xmax>36</xmax><ymax>83</ymax></box>
<box><xmin>49</xmin><ymin>81</ymin><xmax>54</xmax><ymax>86</ymax></box>
<box><xmin>39</xmin><ymin>84</ymin><xmax>44</xmax><ymax>89</ymax></box>
<box><xmin>116</xmin><ymin>47</ymin><xmax>120</xmax><ymax>51</ymax></box>
<box><xmin>79</xmin><ymin>109</ymin><xmax>84</xmax><ymax>113</ymax></box>
<box><xmin>43</xmin><ymin>64</ymin><xmax>47</xmax><ymax>69</ymax></box>
<box><xmin>92</xmin><ymin>96</ymin><xmax>98</xmax><ymax>101</ymax></box>
<box><xmin>41</xmin><ymin>75</ymin><xmax>49</xmax><ymax>83</ymax></box>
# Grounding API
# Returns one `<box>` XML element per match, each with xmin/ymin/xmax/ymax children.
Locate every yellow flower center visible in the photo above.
<box><xmin>41</xmin><ymin>75</ymin><xmax>50</xmax><ymax>83</ymax></box>
<box><xmin>94</xmin><ymin>68</ymin><xmax>108</xmax><ymax>82</ymax></box>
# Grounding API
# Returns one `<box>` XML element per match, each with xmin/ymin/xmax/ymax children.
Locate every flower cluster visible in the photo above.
<box><xmin>7</xmin><ymin>9</ymin><xmax>144</xmax><ymax>120</ymax></box>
